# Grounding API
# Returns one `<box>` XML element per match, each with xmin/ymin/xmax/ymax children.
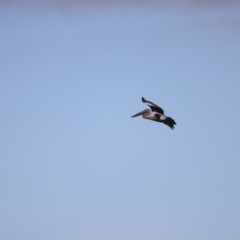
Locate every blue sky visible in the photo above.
<box><xmin>1</xmin><ymin>1</ymin><xmax>240</xmax><ymax>239</ymax></box>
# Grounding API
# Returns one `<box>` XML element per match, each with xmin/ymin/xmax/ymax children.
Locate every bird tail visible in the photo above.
<box><xmin>163</xmin><ymin>117</ymin><xmax>176</xmax><ymax>129</ymax></box>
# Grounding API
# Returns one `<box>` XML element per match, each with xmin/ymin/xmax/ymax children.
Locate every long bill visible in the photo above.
<box><xmin>131</xmin><ymin>110</ymin><xmax>146</xmax><ymax>118</ymax></box>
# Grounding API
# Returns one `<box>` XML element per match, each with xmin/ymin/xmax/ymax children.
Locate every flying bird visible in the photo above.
<box><xmin>131</xmin><ymin>97</ymin><xmax>176</xmax><ymax>129</ymax></box>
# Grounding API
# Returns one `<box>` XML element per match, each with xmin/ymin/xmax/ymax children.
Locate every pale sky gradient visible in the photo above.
<box><xmin>1</xmin><ymin>1</ymin><xmax>240</xmax><ymax>240</ymax></box>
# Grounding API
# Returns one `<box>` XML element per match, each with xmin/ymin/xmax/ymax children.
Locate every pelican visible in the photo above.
<box><xmin>131</xmin><ymin>97</ymin><xmax>176</xmax><ymax>129</ymax></box>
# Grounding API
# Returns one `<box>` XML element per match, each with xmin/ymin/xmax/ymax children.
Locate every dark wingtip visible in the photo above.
<box><xmin>142</xmin><ymin>97</ymin><xmax>146</xmax><ymax>102</ymax></box>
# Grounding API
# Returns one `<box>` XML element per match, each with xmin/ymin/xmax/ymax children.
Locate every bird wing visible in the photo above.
<box><xmin>142</xmin><ymin>97</ymin><xmax>164</xmax><ymax>114</ymax></box>
<box><xmin>154</xmin><ymin>113</ymin><xmax>166</xmax><ymax>120</ymax></box>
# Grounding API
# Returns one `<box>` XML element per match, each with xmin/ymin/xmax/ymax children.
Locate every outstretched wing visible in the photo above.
<box><xmin>142</xmin><ymin>97</ymin><xmax>164</xmax><ymax>114</ymax></box>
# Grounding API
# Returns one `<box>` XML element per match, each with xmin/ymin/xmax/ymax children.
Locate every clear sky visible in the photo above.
<box><xmin>1</xmin><ymin>1</ymin><xmax>240</xmax><ymax>240</ymax></box>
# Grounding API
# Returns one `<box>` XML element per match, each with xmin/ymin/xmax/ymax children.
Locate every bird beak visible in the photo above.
<box><xmin>131</xmin><ymin>110</ymin><xmax>145</xmax><ymax>118</ymax></box>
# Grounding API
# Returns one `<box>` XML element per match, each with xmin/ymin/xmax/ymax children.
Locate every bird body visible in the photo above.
<box><xmin>131</xmin><ymin>97</ymin><xmax>176</xmax><ymax>129</ymax></box>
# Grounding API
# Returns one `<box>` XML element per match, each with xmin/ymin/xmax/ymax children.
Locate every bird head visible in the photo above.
<box><xmin>131</xmin><ymin>109</ymin><xmax>150</xmax><ymax>118</ymax></box>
